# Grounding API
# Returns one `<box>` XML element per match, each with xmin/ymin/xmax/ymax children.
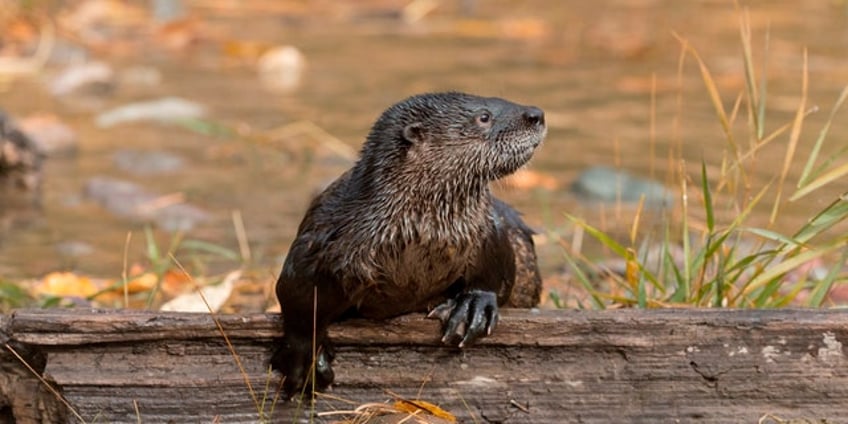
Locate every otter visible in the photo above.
<box><xmin>272</xmin><ymin>92</ymin><xmax>545</xmax><ymax>396</ymax></box>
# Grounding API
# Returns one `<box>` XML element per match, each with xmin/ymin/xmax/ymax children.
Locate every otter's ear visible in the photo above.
<box><xmin>402</xmin><ymin>122</ymin><xmax>427</xmax><ymax>144</ymax></box>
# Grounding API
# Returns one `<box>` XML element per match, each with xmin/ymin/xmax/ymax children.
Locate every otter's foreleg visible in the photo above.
<box><xmin>272</xmin><ymin>272</ymin><xmax>351</xmax><ymax>398</ymax></box>
<box><xmin>428</xmin><ymin>224</ymin><xmax>516</xmax><ymax>347</ymax></box>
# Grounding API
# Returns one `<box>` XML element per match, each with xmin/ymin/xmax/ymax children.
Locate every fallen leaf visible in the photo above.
<box><xmin>155</xmin><ymin>17</ymin><xmax>203</xmax><ymax>50</ymax></box>
<box><xmin>125</xmin><ymin>272</ymin><xmax>158</xmax><ymax>292</ymax></box>
<box><xmin>499</xmin><ymin>17</ymin><xmax>550</xmax><ymax>41</ymax></box>
<box><xmin>33</xmin><ymin>271</ymin><xmax>99</xmax><ymax>298</ymax></box>
<box><xmin>160</xmin><ymin>269</ymin><xmax>194</xmax><ymax>297</ymax></box>
<box><xmin>221</xmin><ymin>40</ymin><xmax>271</xmax><ymax>61</ymax></box>
<box><xmin>504</xmin><ymin>169</ymin><xmax>558</xmax><ymax>190</ymax></box>
<box><xmin>453</xmin><ymin>18</ymin><xmax>550</xmax><ymax>41</ymax></box>
<box><xmin>393</xmin><ymin>399</ymin><xmax>456</xmax><ymax>423</ymax></box>
<box><xmin>159</xmin><ymin>270</ymin><xmax>240</xmax><ymax>312</ymax></box>
<box><xmin>90</xmin><ymin>273</ymin><xmax>157</xmax><ymax>307</ymax></box>
<box><xmin>59</xmin><ymin>0</ymin><xmax>148</xmax><ymax>44</ymax></box>
<box><xmin>221</xmin><ymin>274</ymin><xmax>274</xmax><ymax>313</ymax></box>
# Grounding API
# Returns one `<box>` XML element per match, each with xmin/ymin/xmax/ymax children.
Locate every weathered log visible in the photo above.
<box><xmin>1</xmin><ymin>308</ymin><xmax>845</xmax><ymax>423</ymax></box>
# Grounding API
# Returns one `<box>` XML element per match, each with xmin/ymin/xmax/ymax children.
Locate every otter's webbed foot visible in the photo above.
<box><xmin>270</xmin><ymin>334</ymin><xmax>335</xmax><ymax>399</ymax></box>
<box><xmin>427</xmin><ymin>289</ymin><xmax>498</xmax><ymax>348</ymax></box>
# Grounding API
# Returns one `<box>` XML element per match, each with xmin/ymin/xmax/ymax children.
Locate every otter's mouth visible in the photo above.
<box><xmin>490</xmin><ymin>126</ymin><xmax>546</xmax><ymax>180</ymax></box>
<box><xmin>512</xmin><ymin>104</ymin><xmax>547</xmax><ymax>160</ymax></box>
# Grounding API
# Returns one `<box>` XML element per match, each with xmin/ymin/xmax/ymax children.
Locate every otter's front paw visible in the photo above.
<box><xmin>270</xmin><ymin>335</ymin><xmax>335</xmax><ymax>398</ymax></box>
<box><xmin>427</xmin><ymin>289</ymin><xmax>498</xmax><ymax>348</ymax></box>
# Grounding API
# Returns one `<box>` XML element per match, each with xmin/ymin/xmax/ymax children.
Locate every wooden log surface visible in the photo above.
<box><xmin>1</xmin><ymin>308</ymin><xmax>847</xmax><ymax>423</ymax></box>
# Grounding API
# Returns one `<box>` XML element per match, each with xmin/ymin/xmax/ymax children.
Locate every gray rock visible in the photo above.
<box><xmin>113</xmin><ymin>150</ymin><xmax>184</xmax><ymax>176</ymax></box>
<box><xmin>257</xmin><ymin>46</ymin><xmax>306</xmax><ymax>93</ymax></box>
<box><xmin>49</xmin><ymin>61</ymin><xmax>115</xmax><ymax>96</ymax></box>
<box><xmin>118</xmin><ymin>66</ymin><xmax>163</xmax><ymax>88</ymax></box>
<box><xmin>18</xmin><ymin>114</ymin><xmax>78</xmax><ymax>156</ymax></box>
<box><xmin>84</xmin><ymin>176</ymin><xmax>210</xmax><ymax>232</ymax></box>
<box><xmin>55</xmin><ymin>240</ymin><xmax>95</xmax><ymax>258</ymax></box>
<box><xmin>571</xmin><ymin>165</ymin><xmax>674</xmax><ymax>207</ymax></box>
<box><xmin>95</xmin><ymin>97</ymin><xmax>205</xmax><ymax>128</ymax></box>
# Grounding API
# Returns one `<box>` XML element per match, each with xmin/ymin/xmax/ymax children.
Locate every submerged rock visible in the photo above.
<box><xmin>118</xmin><ymin>65</ymin><xmax>163</xmax><ymax>88</ymax></box>
<box><xmin>55</xmin><ymin>240</ymin><xmax>95</xmax><ymax>258</ymax></box>
<box><xmin>571</xmin><ymin>165</ymin><xmax>674</xmax><ymax>207</ymax></box>
<box><xmin>113</xmin><ymin>149</ymin><xmax>184</xmax><ymax>176</ymax></box>
<box><xmin>18</xmin><ymin>113</ymin><xmax>79</xmax><ymax>156</ymax></box>
<box><xmin>95</xmin><ymin>97</ymin><xmax>206</xmax><ymax>128</ymax></box>
<box><xmin>49</xmin><ymin>61</ymin><xmax>115</xmax><ymax>96</ymax></box>
<box><xmin>84</xmin><ymin>176</ymin><xmax>210</xmax><ymax>232</ymax></box>
<box><xmin>257</xmin><ymin>45</ymin><xmax>306</xmax><ymax>93</ymax></box>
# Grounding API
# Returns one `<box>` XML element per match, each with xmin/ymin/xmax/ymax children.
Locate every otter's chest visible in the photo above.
<box><xmin>354</xmin><ymin>237</ymin><xmax>480</xmax><ymax>318</ymax></box>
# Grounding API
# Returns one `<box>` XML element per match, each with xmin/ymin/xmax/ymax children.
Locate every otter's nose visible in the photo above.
<box><xmin>523</xmin><ymin>106</ymin><xmax>545</xmax><ymax>126</ymax></box>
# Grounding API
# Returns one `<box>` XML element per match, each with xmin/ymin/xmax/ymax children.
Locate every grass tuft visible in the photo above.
<box><xmin>552</xmin><ymin>10</ymin><xmax>848</xmax><ymax>310</ymax></box>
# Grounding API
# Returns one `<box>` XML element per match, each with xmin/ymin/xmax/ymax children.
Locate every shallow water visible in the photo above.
<box><xmin>1</xmin><ymin>0</ymin><xmax>847</xmax><ymax>279</ymax></box>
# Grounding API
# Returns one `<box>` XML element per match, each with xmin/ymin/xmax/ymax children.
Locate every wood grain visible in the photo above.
<box><xmin>1</xmin><ymin>308</ymin><xmax>846</xmax><ymax>423</ymax></box>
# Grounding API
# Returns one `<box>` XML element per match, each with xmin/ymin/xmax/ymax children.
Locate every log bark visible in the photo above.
<box><xmin>1</xmin><ymin>308</ymin><xmax>846</xmax><ymax>423</ymax></box>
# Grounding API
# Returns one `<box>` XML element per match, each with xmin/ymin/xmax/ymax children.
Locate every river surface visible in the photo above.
<box><xmin>1</xmin><ymin>0</ymin><xmax>847</xmax><ymax>280</ymax></box>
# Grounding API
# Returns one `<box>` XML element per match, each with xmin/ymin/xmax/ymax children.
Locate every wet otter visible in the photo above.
<box><xmin>272</xmin><ymin>92</ymin><xmax>545</xmax><ymax>396</ymax></box>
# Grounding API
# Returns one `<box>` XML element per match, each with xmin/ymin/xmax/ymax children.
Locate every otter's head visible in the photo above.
<box><xmin>360</xmin><ymin>92</ymin><xmax>546</xmax><ymax>183</ymax></box>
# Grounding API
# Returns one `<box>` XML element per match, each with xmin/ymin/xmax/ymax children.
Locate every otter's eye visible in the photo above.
<box><xmin>475</xmin><ymin>112</ymin><xmax>492</xmax><ymax>127</ymax></box>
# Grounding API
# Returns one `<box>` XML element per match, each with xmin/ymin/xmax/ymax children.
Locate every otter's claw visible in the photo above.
<box><xmin>270</xmin><ymin>335</ymin><xmax>335</xmax><ymax>399</ymax></box>
<box><xmin>428</xmin><ymin>290</ymin><xmax>498</xmax><ymax>348</ymax></box>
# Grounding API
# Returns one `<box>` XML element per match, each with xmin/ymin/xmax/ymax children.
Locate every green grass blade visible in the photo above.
<box><xmin>173</xmin><ymin>118</ymin><xmax>237</xmax><ymax>138</ymax></box>
<box><xmin>631</xmin><ymin>246</ymin><xmax>647</xmax><ymax>308</ymax></box>
<box><xmin>701</xmin><ymin>160</ymin><xmax>715</xmax><ymax>233</ymax></box>
<box><xmin>807</xmin><ymin>248</ymin><xmax>848</xmax><ymax>307</ymax></box>
<box><xmin>561</xmin><ymin>251</ymin><xmax>605</xmax><ymax>310</ymax></box>
<box><xmin>740</xmin><ymin>227</ymin><xmax>807</xmax><ymax>248</ymax></box>
<box><xmin>666</xmin><ymin>248</ymin><xmax>687</xmax><ymax>302</ymax></box>
<box><xmin>741</xmin><ymin>237</ymin><xmax>848</xmax><ymax>298</ymax></box>
<box><xmin>693</xmin><ymin>182</ymin><xmax>773</xmax><ymax>288</ymax></box>
<box><xmin>791</xmin><ymin>162</ymin><xmax>848</xmax><ymax>201</ymax></box>
<box><xmin>639</xmin><ymin>264</ymin><xmax>664</xmax><ymax>297</ymax></box>
<box><xmin>565</xmin><ymin>214</ymin><xmax>629</xmax><ymax>258</ymax></box>
<box><xmin>548</xmin><ymin>291</ymin><xmax>565</xmax><ymax>309</ymax></box>
<box><xmin>144</xmin><ymin>226</ymin><xmax>160</xmax><ymax>262</ymax></box>
<box><xmin>714</xmin><ymin>249</ymin><xmax>727</xmax><ymax>307</ymax></box>
<box><xmin>752</xmin><ymin>273</ymin><xmax>791</xmax><ymax>308</ymax></box>
<box><xmin>774</xmin><ymin>280</ymin><xmax>809</xmax><ymax>308</ymax></box>
<box><xmin>730</xmin><ymin>178</ymin><xmax>773</xmax><ymax>229</ymax></box>
<box><xmin>724</xmin><ymin>250</ymin><xmax>772</xmax><ymax>279</ymax></box>
<box><xmin>797</xmin><ymin>85</ymin><xmax>848</xmax><ymax>188</ymax></box>
<box><xmin>806</xmin><ymin>143</ymin><xmax>848</xmax><ymax>185</ymax></box>
<box><xmin>792</xmin><ymin>193</ymin><xmax>848</xmax><ymax>244</ymax></box>
<box><xmin>635</xmin><ymin>242</ymin><xmax>666</xmax><ymax>295</ymax></box>
<box><xmin>687</xmin><ymin>243</ymin><xmax>708</xmax><ymax>297</ymax></box>
<box><xmin>680</xmin><ymin>165</ymin><xmax>692</xmax><ymax>296</ymax></box>
<box><xmin>0</xmin><ymin>280</ymin><xmax>33</xmax><ymax>309</ymax></box>
<box><xmin>181</xmin><ymin>239</ymin><xmax>241</xmax><ymax>261</ymax></box>
<box><xmin>166</xmin><ymin>232</ymin><xmax>185</xmax><ymax>258</ymax></box>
